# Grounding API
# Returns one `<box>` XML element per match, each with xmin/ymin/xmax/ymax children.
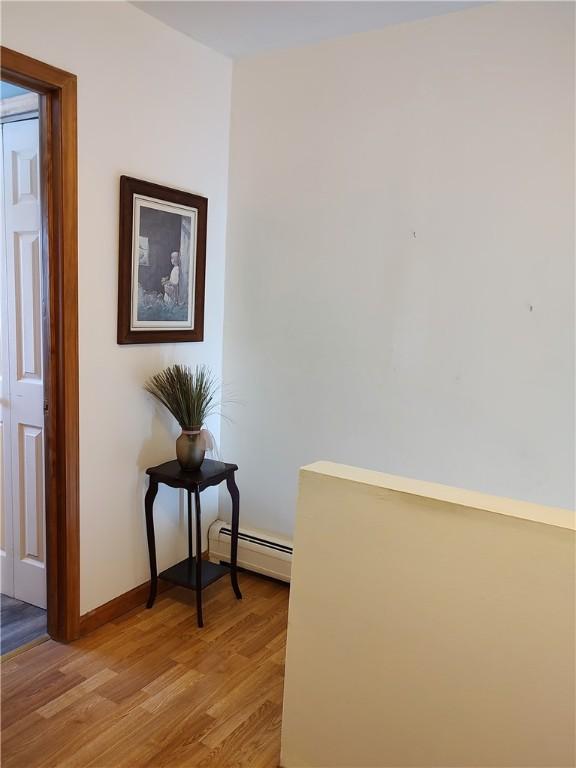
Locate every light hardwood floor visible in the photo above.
<box><xmin>1</xmin><ymin>573</ymin><xmax>289</xmax><ymax>767</ymax></box>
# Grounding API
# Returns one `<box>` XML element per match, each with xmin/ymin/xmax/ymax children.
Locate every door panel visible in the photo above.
<box><xmin>15</xmin><ymin>231</ymin><xmax>42</xmax><ymax>381</ymax></box>
<box><xmin>16</xmin><ymin>422</ymin><xmax>45</xmax><ymax>605</ymax></box>
<box><xmin>1</xmin><ymin>117</ymin><xmax>45</xmax><ymax>608</ymax></box>
<box><xmin>12</xmin><ymin>146</ymin><xmax>39</xmax><ymax>204</ymax></box>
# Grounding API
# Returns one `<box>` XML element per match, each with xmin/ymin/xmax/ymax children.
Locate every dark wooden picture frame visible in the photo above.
<box><xmin>117</xmin><ymin>176</ymin><xmax>207</xmax><ymax>344</ymax></box>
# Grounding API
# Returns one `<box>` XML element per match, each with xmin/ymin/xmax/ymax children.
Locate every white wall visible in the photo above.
<box><xmin>282</xmin><ymin>462</ymin><xmax>575</xmax><ymax>767</ymax></box>
<box><xmin>3</xmin><ymin>1</ymin><xmax>573</xmax><ymax>612</ymax></box>
<box><xmin>222</xmin><ymin>2</ymin><xmax>575</xmax><ymax>538</ymax></box>
<box><xmin>1</xmin><ymin>1</ymin><xmax>233</xmax><ymax>613</ymax></box>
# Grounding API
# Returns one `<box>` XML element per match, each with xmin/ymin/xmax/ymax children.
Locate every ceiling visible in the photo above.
<box><xmin>133</xmin><ymin>1</ymin><xmax>486</xmax><ymax>59</ymax></box>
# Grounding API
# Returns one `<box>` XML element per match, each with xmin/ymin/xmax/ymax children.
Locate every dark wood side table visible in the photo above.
<box><xmin>144</xmin><ymin>459</ymin><xmax>242</xmax><ymax>628</ymax></box>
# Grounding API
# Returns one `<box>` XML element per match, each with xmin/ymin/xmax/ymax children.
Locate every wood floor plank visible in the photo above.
<box><xmin>96</xmin><ymin>656</ymin><xmax>177</xmax><ymax>705</ymax></box>
<box><xmin>36</xmin><ymin>693</ymin><xmax>146</xmax><ymax>768</ymax></box>
<box><xmin>197</xmin><ymin>699</ymin><xmax>282</xmax><ymax>768</ymax></box>
<box><xmin>140</xmin><ymin>667</ymin><xmax>203</xmax><ymax>713</ymax></box>
<box><xmin>237</xmin><ymin>610</ymin><xmax>289</xmax><ymax>659</ymax></box>
<box><xmin>1</xmin><ymin>572</ymin><xmax>289</xmax><ymax>768</ymax></box>
<box><xmin>4</xmin><ymin>694</ymin><xmax>118</xmax><ymax>768</ymax></box>
<box><xmin>56</xmin><ymin>701</ymin><xmax>156</xmax><ymax>768</ymax></box>
<box><xmin>202</xmin><ymin>672</ymin><xmax>284</xmax><ymax>749</ymax></box>
<box><xmin>2</xmin><ymin>669</ymin><xmax>86</xmax><ymax>729</ymax></box>
<box><xmin>37</xmin><ymin>668</ymin><xmax>118</xmax><ymax>718</ymax></box>
<box><xmin>206</xmin><ymin>660</ymin><xmax>282</xmax><ymax>720</ymax></box>
<box><xmin>140</xmin><ymin>709</ymin><xmax>216</xmax><ymax>765</ymax></box>
<box><xmin>1</xmin><ymin>641</ymin><xmax>79</xmax><ymax>694</ymax></box>
<box><xmin>148</xmin><ymin>734</ymin><xmax>212</xmax><ymax>766</ymax></box>
<box><xmin>2</xmin><ymin>682</ymin><xmax>117</xmax><ymax>758</ymax></box>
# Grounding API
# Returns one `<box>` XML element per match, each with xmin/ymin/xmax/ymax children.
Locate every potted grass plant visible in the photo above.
<box><xmin>144</xmin><ymin>364</ymin><xmax>220</xmax><ymax>471</ymax></box>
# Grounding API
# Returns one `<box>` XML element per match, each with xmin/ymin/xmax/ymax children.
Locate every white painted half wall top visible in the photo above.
<box><xmin>1</xmin><ymin>0</ymin><xmax>233</xmax><ymax>613</ymax></box>
<box><xmin>221</xmin><ymin>1</ymin><xmax>575</xmax><ymax>538</ymax></box>
<box><xmin>281</xmin><ymin>462</ymin><xmax>576</xmax><ymax>767</ymax></box>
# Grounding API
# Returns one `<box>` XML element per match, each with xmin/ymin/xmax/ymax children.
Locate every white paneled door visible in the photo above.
<box><xmin>0</xmin><ymin>117</ymin><xmax>46</xmax><ymax>609</ymax></box>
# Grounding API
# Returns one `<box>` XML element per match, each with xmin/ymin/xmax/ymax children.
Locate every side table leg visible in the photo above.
<box><xmin>145</xmin><ymin>479</ymin><xmax>159</xmax><ymax>608</ymax></box>
<box><xmin>226</xmin><ymin>474</ymin><xmax>243</xmax><ymax>600</ymax></box>
<box><xmin>187</xmin><ymin>490</ymin><xmax>193</xmax><ymax>582</ymax></box>
<box><xmin>194</xmin><ymin>488</ymin><xmax>204</xmax><ymax>628</ymax></box>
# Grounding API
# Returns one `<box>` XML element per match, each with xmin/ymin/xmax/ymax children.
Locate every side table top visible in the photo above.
<box><xmin>146</xmin><ymin>459</ymin><xmax>238</xmax><ymax>489</ymax></box>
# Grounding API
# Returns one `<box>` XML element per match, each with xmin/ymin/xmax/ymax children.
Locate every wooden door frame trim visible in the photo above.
<box><xmin>1</xmin><ymin>47</ymin><xmax>79</xmax><ymax>642</ymax></box>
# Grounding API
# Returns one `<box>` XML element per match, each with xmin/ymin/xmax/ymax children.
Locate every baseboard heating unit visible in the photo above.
<box><xmin>208</xmin><ymin>519</ymin><xmax>292</xmax><ymax>583</ymax></box>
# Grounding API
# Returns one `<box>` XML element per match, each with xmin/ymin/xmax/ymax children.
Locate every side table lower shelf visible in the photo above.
<box><xmin>159</xmin><ymin>557</ymin><xmax>229</xmax><ymax>590</ymax></box>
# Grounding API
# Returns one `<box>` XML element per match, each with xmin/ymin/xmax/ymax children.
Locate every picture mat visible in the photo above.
<box><xmin>130</xmin><ymin>194</ymin><xmax>198</xmax><ymax>330</ymax></box>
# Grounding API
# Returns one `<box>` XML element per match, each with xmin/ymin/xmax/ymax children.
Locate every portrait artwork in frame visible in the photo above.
<box><xmin>117</xmin><ymin>176</ymin><xmax>207</xmax><ymax>344</ymax></box>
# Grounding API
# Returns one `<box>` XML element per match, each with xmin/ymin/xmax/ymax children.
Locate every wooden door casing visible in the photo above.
<box><xmin>0</xmin><ymin>47</ymin><xmax>79</xmax><ymax>641</ymax></box>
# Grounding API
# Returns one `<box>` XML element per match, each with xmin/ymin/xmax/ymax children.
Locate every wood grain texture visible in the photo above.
<box><xmin>0</xmin><ymin>48</ymin><xmax>75</xmax><ymax>91</ymax></box>
<box><xmin>0</xmin><ymin>46</ymin><xmax>79</xmax><ymax>643</ymax></box>
<box><xmin>79</xmin><ymin>551</ymin><xmax>211</xmax><ymax>636</ymax></box>
<box><xmin>1</xmin><ymin>572</ymin><xmax>289</xmax><ymax>768</ymax></box>
<box><xmin>79</xmin><ymin>581</ymin><xmax>173</xmax><ymax>637</ymax></box>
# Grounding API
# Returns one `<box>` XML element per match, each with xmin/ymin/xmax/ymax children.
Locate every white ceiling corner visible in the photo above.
<box><xmin>132</xmin><ymin>1</ymin><xmax>488</xmax><ymax>59</ymax></box>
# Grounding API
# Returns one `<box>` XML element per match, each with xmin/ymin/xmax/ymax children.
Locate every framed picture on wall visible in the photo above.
<box><xmin>117</xmin><ymin>175</ymin><xmax>207</xmax><ymax>344</ymax></box>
